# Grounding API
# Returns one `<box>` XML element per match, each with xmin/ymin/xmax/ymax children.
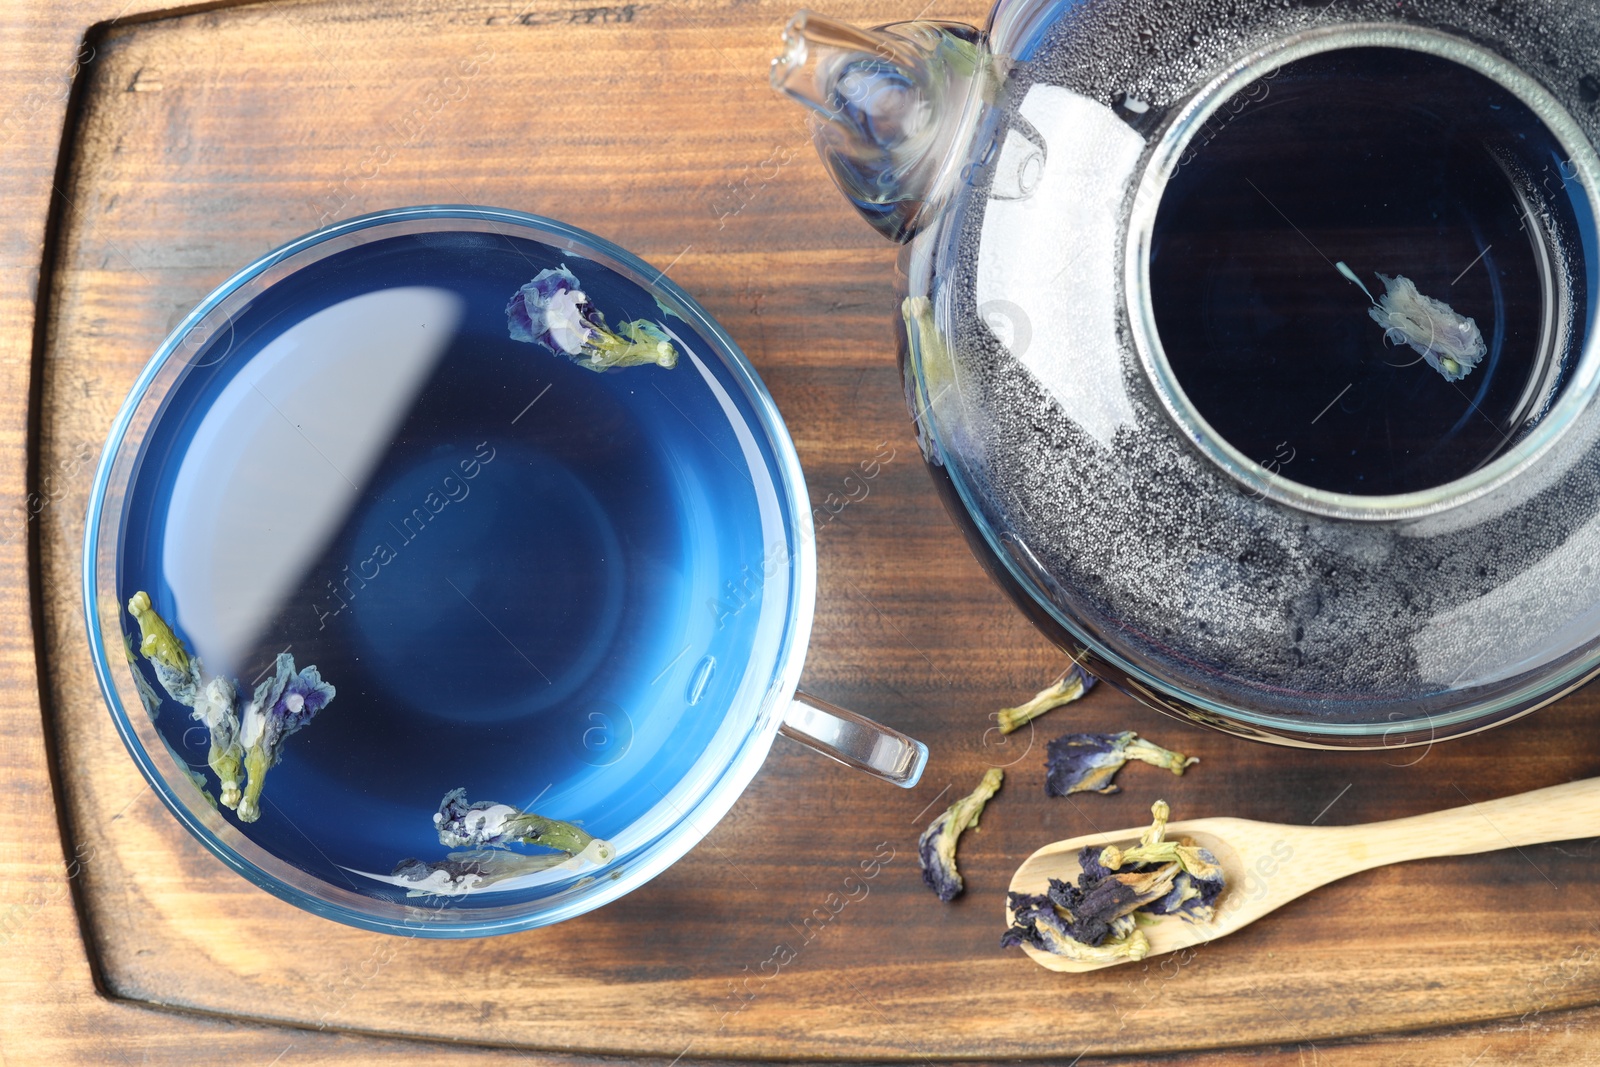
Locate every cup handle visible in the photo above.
<box><xmin>779</xmin><ymin>689</ymin><xmax>929</xmax><ymax>788</ymax></box>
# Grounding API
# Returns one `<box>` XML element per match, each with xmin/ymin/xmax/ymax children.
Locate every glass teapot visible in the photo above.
<box><xmin>774</xmin><ymin>2</ymin><xmax>1600</xmax><ymax>748</ymax></box>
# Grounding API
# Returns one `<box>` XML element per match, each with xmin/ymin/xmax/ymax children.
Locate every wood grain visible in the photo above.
<box><xmin>10</xmin><ymin>0</ymin><xmax>1600</xmax><ymax>1063</ymax></box>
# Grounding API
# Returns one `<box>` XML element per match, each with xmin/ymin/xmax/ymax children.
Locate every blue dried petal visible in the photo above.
<box><xmin>242</xmin><ymin>654</ymin><xmax>334</xmax><ymax>767</ymax></box>
<box><xmin>506</xmin><ymin>289</ymin><xmax>537</xmax><ymax>343</ymax></box>
<box><xmin>918</xmin><ymin>810</ymin><xmax>963</xmax><ymax>902</ymax></box>
<box><xmin>507</xmin><ymin>266</ymin><xmax>679</xmax><ymax>371</ymax></box>
<box><xmin>1001</xmin><ymin>888</ymin><xmax>1151</xmax><ymax>962</ymax></box>
<box><xmin>1045</xmin><ymin>871</ymin><xmax>1144</xmax><ymax>947</ymax></box>
<box><xmin>1076</xmin><ymin>843</ymin><xmax>1111</xmax><ymax>881</ymax></box>
<box><xmin>999</xmin><ymin>890</ymin><xmax>1059</xmax><ymax>950</ymax></box>
<box><xmin>1145</xmin><ymin>851</ymin><xmax>1225</xmax><ymax>921</ymax></box>
<box><xmin>277</xmin><ymin>663</ymin><xmax>335</xmax><ymax>728</ymax></box>
<box><xmin>391</xmin><ymin>856</ymin><xmax>486</xmax><ymax>896</ymax></box>
<box><xmin>506</xmin><ymin>265</ymin><xmax>596</xmax><ymax>356</ymax></box>
<box><xmin>1045</xmin><ymin>732</ymin><xmax>1129</xmax><ymax>795</ymax></box>
<box><xmin>390</xmin><ymin>849</ymin><xmax>585</xmax><ymax>898</ymax></box>
<box><xmin>917</xmin><ymin>767</ymin><xmax>1004</xmax><ymax>902</ymax></box>
<box><xmin>1044</xmin><ymin>730</ymin><xmax>1195</xmax><ymax>796</ymax></box>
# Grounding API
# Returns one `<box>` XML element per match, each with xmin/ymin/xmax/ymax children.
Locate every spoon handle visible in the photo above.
<box><xmin>1311</xmin><ymin>776</ymin><xmax>1600</xmax><ymax>875</ymax></box>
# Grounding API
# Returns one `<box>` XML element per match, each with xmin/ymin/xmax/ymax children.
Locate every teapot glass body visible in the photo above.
<box><xmin>778</xmin><ymin>1</ymin><xmax>1600</xmax><ymax>747</ymax></box>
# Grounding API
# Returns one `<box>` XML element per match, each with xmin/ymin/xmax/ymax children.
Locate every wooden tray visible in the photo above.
<box><xmin>23</xmin><ymin>0</ymin><xmax>1600</xmax><ymax>1060</ymax></box>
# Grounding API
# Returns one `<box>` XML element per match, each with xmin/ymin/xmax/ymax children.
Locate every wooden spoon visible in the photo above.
<box><xmin>1007</xmin><ymin>777</ymin><xmax>1600</xmax><ymax>972</ymax></box>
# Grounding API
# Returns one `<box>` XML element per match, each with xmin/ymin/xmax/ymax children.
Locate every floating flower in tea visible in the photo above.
<box><xmin>381</xmin><ymin>790</ymin><xmax>614</xmax><ymax>898</ymax></box>
<box><xmin>918</xmin><ymin>767</ymin><xmax>1003</xmax><ymax>901</ymax></box>
<box><xmin>506</xmin><ymin>265</ymin><xmax>680</xmax><ymax>371</ymax></box>
<box><xmin>125</xmin><ymin>593</ymin><xmax>335</xmax><ymax>822</ymax></box>
<box><xmin>433</xmin><ymin>787</ymin><xmax>611</xmax><ymax>860</ymax></box>
<box><xmin>1002</xmin><ymin>801</ymin><xmax>1224</xmax><ymax>961</ymax></box>
<box><xmin>1044</xmin><ymin>731</ymin><xmax>1197</xmax><ymax>796</ymax></box>
<box><xmin>996</xmin><ymin>663</ymin><xmax>1095</xmax><ymax>734</ymax></box>
<box><xmin>236</xmin><ymin>653</ymin><xmax>336</xmax><ymax>822</ymax></box>
<box><xmin>1337</xmin><ymin>261</ymin><xmax>1487</xmax><ymax>382</ymax></box>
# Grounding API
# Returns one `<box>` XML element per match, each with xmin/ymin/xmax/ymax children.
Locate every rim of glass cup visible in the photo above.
<box><xmin>82</xmin><ymin>205</ymin><xmax>818</xmax><ymax>936</ymax></box>
<box><xmin>1126</xmin><ymin>23</ymin><xmax>1600</xmax><ymax>523</ymax></box>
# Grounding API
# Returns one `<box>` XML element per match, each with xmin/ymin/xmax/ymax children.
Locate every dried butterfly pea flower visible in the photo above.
<box><xmin>124</xmin><ymin>593</ymin><xmax>337</xmax><ymax>822</ymax></box>
<box><xmin>1044</xmin><ymin>730</ymin><xmax>1197</xmax><ymax>796</ymax></box>
<box><xmin>126</xmin><ymin>593</ymin><xmax>243</xmax><ymax>807</ymax></box>
<box><xmin>1145</xmin><ymin>868</ymin><xmax>1225</xmax><ymax>924</ymax></box>
<box><xmin>918</xmin><ymin>767</ymin><xmax>1004</xmax><ymax>902</ymax></box>
<box><xmin>1338</xmin><ymin>261</ymin><xmax>1486</xmax><ymax>382</ymax></box>
<box><xmin>434</xmin><ymin>788</ymin><xmax>613</xmax><ymax>861</ymax></box>
<box><xmin>236</xmin><ymin>652</ymin><xmax>336</xmax><ymax>823</ymax></box>
<box><xmin>1039</xmin><ymin>846</ymin><xmax>1178</xmax><ymax>944</ymax></box>
<box><xmin>506</xmin><ymin>265</ymin><xmax>679</xmax><ymax>371</ymax></box>
<box><xmin>392</xmin><ymin>855</ymin><xmax>485</xmax><ymax>896</ymax></box>
<box><xmin>1002</xmin><ymin>801</ymin><xmax>1224</xmax><ymax>960</ymax></box>
<box><xmin>1099</xmin><ymin>800</ymin><xmax>1216</xmax><ymax>877</ymax></box>
<box><xmin>1001</xmin><ymin>889</ymin><xmax>1151</xmax><ymax>962</ymax></box>
<box><xmin>1367</xmin><ymin>272</ymin><xmax>1486</xmax><ymax>382</ymax></box>
<box><xmin>1099</xmin><ymin>800</ymin><xmax>1225</xmax><ymax>924</ymax></box>
<box><xmin>393</xmin><ymin>793</ymin><xmax>615</xmax><ymax>899</ymax></box>
<box><xmin>996</xmin><ymin>663</ymin><xmax>1096</xmax><ymax>734</ymax></box>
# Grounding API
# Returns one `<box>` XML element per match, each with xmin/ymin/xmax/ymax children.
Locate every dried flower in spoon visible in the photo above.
<box><xmin>918</xmin><ymin>767</ymin><xmax>1003</xmax><ymax>902</ymax></box>
<box><xmin>434</xmin><ymin>788</ymin><xmax>614</xmax><ymax>862</ymax></box>
<box><xmin>1098</xmin><ymin>799</ymin><xmax>1224</xmax><ymax>925</ymax></box>
<box><xmin>1045</xmin><ymin>730</ymin><xmax>1197</xmax><ymax>796</ymax></box>
<box><xmin>996</xmin><ymin>663</ymin><xmax>1095</xmax><ymax>734</ymax></box>
<box><xmin>507</xmin><ymin>265</ymin><xmax>679</xmax><ymax>371</ymax></box>
<box><xmin>1002</xmin><ymin>800</ymin><xmax>1224</xmax><ymax>962</ymax></box>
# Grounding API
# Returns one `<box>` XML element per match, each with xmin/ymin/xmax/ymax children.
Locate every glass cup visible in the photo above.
<box><xmin>84</xmin><ymin>205</ymin><xmax>927</xmax><ymax>936</ymax></box>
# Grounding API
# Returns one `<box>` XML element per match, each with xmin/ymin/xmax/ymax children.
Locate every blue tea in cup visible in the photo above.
<box><xmin>86</xmin><ymin>206</ymin><xmax>925</xmax><ymax>936</ymax></box>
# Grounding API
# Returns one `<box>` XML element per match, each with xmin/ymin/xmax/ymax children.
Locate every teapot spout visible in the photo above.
<box><xmin>772</xmin><ymin>11</ymin><xmax>995</xmax><ymax>243</ymax></box>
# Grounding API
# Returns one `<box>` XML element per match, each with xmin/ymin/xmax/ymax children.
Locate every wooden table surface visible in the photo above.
<box><xmin>7</xmin><ymin>0</ymin><xmax>1600</xmax><ymax>1063</ymax></box>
